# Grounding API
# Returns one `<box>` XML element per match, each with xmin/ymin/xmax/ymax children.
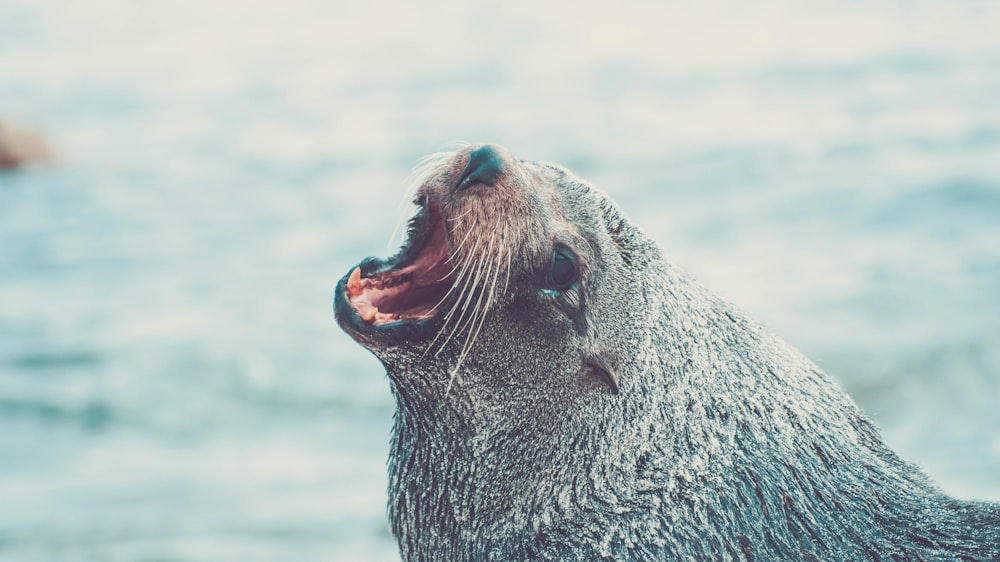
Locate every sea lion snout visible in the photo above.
<box><xmin>455</xmin><ymin>144</ymin><xmax>506</xmax><ymax>191</ymax></box>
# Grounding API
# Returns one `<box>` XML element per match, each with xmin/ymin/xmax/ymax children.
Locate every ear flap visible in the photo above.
<box><xmin>583</xmin><ymin>355</ymin><xmax>620</xmax><ymax>395</ymax></box>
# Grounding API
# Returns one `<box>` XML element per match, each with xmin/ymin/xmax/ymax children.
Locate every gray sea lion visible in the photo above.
<box><xmin>334</xmin><ymin>144</ymin><xmax>1000</xmax><ymax>561</ymax></box>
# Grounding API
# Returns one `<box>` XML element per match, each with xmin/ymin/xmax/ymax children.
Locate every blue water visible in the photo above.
<box><xmin>1</xmin><ymin>1</ymin><xmax>999</xmax><ymax>560</ymax></box>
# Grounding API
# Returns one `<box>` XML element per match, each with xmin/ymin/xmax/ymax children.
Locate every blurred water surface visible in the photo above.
<box><xmin>1</xmin><ymin>1</ymin><xmax>999</xmax><ymax>560</ymax></box>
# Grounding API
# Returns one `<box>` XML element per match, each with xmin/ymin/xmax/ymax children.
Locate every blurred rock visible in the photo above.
<box><xmin>0</xmin><ymin>120</ymin><xmax>54</xmax><ymax>170</ymax></box>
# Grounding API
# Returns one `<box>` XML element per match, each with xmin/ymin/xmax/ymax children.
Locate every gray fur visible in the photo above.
<box><xmin>341</xmin><ymin>148</ymin><xmax>1000</xmax><ymax>561</ymax></box>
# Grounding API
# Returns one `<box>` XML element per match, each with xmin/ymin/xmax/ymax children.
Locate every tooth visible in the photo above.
<box><xmin>361</xmin><ymin>306</ymin><xmax>377</xmax><ymax>323</ymax></box>
<box><xmin>348</xmin><ymin>267</ymin><xmax>362</xmax><ymax>297</ymax></box>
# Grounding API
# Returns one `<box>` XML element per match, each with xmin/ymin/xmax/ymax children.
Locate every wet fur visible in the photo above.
<box><xmin>352</xmin><ymin>150</ymin><xmax>1000</xmax><ymax>561</ymax></box>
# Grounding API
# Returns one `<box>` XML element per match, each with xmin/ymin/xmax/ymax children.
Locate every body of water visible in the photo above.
<box><xmin>1</xmin><ymin>1</ymin><xmax>999</xmax><ymax>560</ymax></box>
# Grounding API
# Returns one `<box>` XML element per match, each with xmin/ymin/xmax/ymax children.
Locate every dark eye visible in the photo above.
<box><xmin>548</xmin><ymin>248</ymin><xmax>579</xmax><ymax>291</ymax></box>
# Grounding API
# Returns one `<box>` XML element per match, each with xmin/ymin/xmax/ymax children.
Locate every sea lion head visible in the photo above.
<box><xmin>334</xmin><ymin>146</ymin><xmax>682</xmax><ymax>559</ymax></box>
<box><xmin>335</xmin><ymin>143</ymin><xmax>660</xmax><ymax>410</ymax></box>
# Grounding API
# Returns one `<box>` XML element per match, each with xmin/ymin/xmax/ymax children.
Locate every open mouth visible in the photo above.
<box><xmin>335</xmin><ymin>199</ymin><xmax>455</xmax><ymax>337</ymax></box>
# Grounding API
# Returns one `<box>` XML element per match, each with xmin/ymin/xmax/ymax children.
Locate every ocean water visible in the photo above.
<box><xmin>1</xmin><ymin>1</ymin><xmax>999</xmax><ymax>560</ymax></box>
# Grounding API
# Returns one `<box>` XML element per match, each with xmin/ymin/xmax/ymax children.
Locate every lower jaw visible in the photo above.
<box><xmin>334</xmin><ymin>272</ymin><xmax>445</xmax><ymax>348</ymax></box>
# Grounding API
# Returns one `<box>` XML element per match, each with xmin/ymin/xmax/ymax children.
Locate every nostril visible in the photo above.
<box><xmin>456</xmin><ymin>145</ymin><xmax>504</xmax><ymax>191</ymax></box>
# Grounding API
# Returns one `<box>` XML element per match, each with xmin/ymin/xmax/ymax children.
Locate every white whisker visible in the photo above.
<box><xmin>449</xmin><ymin>224</ymin><xmax>498</xmax><ymax>339</ymax></box>
<box><xmin>502</xmin><ymin>233</ymin><xmax>513</xmax><ymax>296</ymax></box>
<box><xmin>447</xmin><ymin>208</ymin><xmax>473</xmax><ymax>222</ymax></box>
<box><xmin>451</xmin><ymin>219</ymin><xmax>478</xmax><ymax>257</ymax></box>
<box><xmin>425</xmin><ymin>234</ymin><xmax>483</xmax><ymax>356</ymax></box>
<box><xmin>436</xmin><ymin>251</ymin><xmax>488</xmax><ymax>355</ymax></box>
<box><xmin>444</xmin><ymin>219</ymin><xmax>507</xmax><ymax>395</ymax></box>
<box><xmin>457</xmin><ymin>254</ymin><xmax>501</xmax><ymax>372</ymax></box>
<box><xmin>438</xmin><ymin>236</ymin><xmax>483</xmax><ymax>327</ymax></box>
